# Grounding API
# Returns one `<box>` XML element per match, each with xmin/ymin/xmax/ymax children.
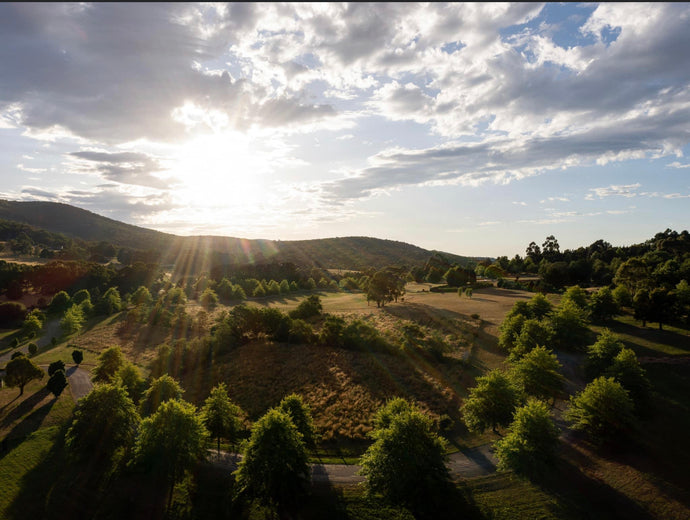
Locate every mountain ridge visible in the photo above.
<box><xmin>0</xmin><ymin>200</ymin><xmax>484</xmax><ymax>269</ymax></box>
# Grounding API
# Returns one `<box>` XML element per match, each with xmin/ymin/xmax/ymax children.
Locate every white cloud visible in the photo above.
<box><xmin>585</xmin><ymin>183</ymin><xmax>641</xmax><ymax>200</ymax></box>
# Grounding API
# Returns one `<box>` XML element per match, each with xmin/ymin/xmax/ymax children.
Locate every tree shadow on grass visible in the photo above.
<box><xmin>533</xmin><ymin>444</ymin><xmax>654</xmax><ymax>520</ymax></box>
<box><xmin>0</xmin><ymin>386</ymin><xmax>50</xmax><ymax>430</ymax></box>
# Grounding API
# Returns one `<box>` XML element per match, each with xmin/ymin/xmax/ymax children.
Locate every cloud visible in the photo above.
<box><xmin>67</xmin><ymin>150</ymin><xmax>174</xmax><ymax>189</ymax></box>
<box><xmin>586</xmin><ymin>183</ymin><xmax>641</xmax><ymax>200</ymax></box>
<box><xmin>667</xmin><ymin>161</ymin><xmax>690</xmax><ymax>169</ymax></box>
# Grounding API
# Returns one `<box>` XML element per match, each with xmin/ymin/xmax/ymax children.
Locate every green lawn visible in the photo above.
<box><xmin>591</xmin><ymin>314</ymin><xmax>690</xmax><ymax>357</ymax></box>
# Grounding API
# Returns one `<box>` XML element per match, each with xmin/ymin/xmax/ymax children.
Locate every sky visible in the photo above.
<box><xmin>1</xmin><ymin>2</ymin><xmax>689</xmax><ymax>258</ymax></box>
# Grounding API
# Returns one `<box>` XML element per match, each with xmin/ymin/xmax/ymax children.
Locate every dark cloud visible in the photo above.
<box><xmin>68</xmin><ymin>150</ymin><xmax>173</xmax><ymax>189</ymax></box>
<box><xmin>0</xmin><ymin>3</ymin><xmax>335</xmax><ymax>144</ymax></box>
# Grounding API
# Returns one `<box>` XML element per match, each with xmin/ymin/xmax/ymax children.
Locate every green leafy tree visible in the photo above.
<box><xmin>565</xmin><ymin>377</ymin><xmax>635</xmax><ymax>444</ymax></box>
<box><xmin>92</xmin><ymin>346</ymin><xmax>125</xmax><ymax>383</ymax></box>
<box><xmin>509</xmin><ymin>319</ymin><xmax>552</xmax><ymax>361</ymax></box>
<box><xmin>134</xmin><ymin>399</ymin><xmax>208</xmax><ymax>510</ymax></box>
<box><xmin>549</xmin><ymin>299</ymin><xmax>590</xmax><ymax>350</ymax></box>
<box><xmin>277</xmin><ymin>393</ymin><xmax>317</xmax><ymax>447</ymax></box>
<box><xmin>27</xmin><ymin>342</ymin><xmax>38</xmax><ymax>356</ymax></box>
<box><xmin>131</xmin><ymin>285</ymin><xmax>153</xmax><ymax>306</ymax></box>
<box><xmin>235</xmin><ymin>409</ymin><xmax>310</xmax><ymax>515</ymax></box>
<box><xmin>60</xmin><ymin>304</ymin><xmax>85</xmax><ymax>335</ymax></box>
<box><xmin>359</xmin><ymin>400</ymin><xmax>450</xmax><ymax>512</ymax></box>
<box><xmin>510</xmin><ymin>346</ymin><xmax>564</xmax><ymax>403</ymax></box>
<box><xmin>47</xmin><ymin>369</ymin><xmax>68</xmax><ymax>397</ymax></box>
<box><xmin>72</xmin><ymin>349</ymin><xmax>84</xmax><ymax>365</ymax></box>
<box><xmin>561</xmin><ymin>285</ymin><xmax>589</xmax><ymax>310</ymax></box>
<box><xmin>48</xmin><ymin>360</ymin><xmax>66</xmax><ymax>376</ymax></box>
<box><xmin>589</xmin><ymin>287</ymin><xmax>619</xmax><ymax>322</ymax></box>
<box><xmin>201</xmin><ymin>383</ymin><xmax>244</xmax><ymax>455</ymax></box>
<box><xmin>586</xmin><ymin>329</ymin><xmax>624</xmax><ymax>378</ymax></box>
<box><xmin>648</xmin><ymin>288</ymin><xmax>675</xmax><ymax>330</ymax></box>
<box><xmin>199</xmin><ymin>288</ymin><xmax>219</xmax><ymax>309</ymax></box>
<box><xmin>48</xmin><ymin>291</ymin><xmax>71</xmax><ymax>314</ymax></box>
<box><xmin>633</xmin><ymin>288</ymin><xmax>652</xmax><ymax>327</ymax></box>
<box><xmin>528</xmin><ymin>293</ymin><xmax>552</xmax><ymax>320</ymax></box>
<box><xmin>4</xmin><ymin>355</ymin><xmax>44</xmax><ymax>395</ymax></box>
<box><xmin>462</xmin><ymin>370</ymin><xmax>520</xmax><ymax>433</ymax></box>
<box><xmin>65</xmin><ymin>383</ymin><xmax>139</xmax><ymax>466</ymax></box>
<box><xmin>21</xmin><ymin>314</ymin><xmax>43</xmax><ymax>338</ymax></box>
<box><xmin>289</xmin><ymin>294</ymin><xmax>323</xmax><ymax>320</ymax></box>
<box><xmin>72</xmin><ymin>289</ymin><xmax>91</xmax><ymax>305</ymax></box>
<box><xmin>116</xmin><ymin>362</ymin><xmax>146</xmax><ymax>404</ymax></box>
<box><xmin>96</xmin><ymin>287</ymin><xmax>122</xmax><ymax>315</ymax></box>
<box><xmin>605</xmin><ymin>348</ymin><xmax>651</xmax><ymax>406</ymax></box>
<box><xmin>139</xmin><ymin>374</ymin><xmax>183</xmax><ymax>416</ymax></box>
<box><xmin>498</xmin><ymin>313</ymin><xmax>527</xmax><ymax>352</ymax></box>
<box><xmin>612</xmin><ymin>285</ymin><xmax>632</xmax><ymax>309</ymax></box>
<box><xmin>494</xmin><ymin>399</ymin><xmax>560</xmax><ymax>477</ymax></box>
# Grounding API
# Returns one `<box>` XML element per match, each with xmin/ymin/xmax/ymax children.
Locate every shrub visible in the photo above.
<box><xmin>199</xmin><ymin>288</ymin><xmax>219</xmax><ymax>309</ymax></box>
<box><xmin>289</xmin><ymin>294</ymin><xmax>323</xmax><ymax>320</ymax></box>
<box><xmin>48</xmin><ymin>360</ymin><xmax>66</xmax><ymax>377</ymax></box>
<box><xmin>27</xmin><ymin>342</ymin><xmax>38</xmax><ymax>356</ymax></box>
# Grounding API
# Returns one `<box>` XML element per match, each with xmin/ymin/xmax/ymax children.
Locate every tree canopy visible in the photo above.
<box><xmin>234</xmin><ymin>408</ymin><xmax>310</xmax><ymax>515</ymax></box>
<box><xmin>510</xmin><ymin>346</ymin><xmax>564</xmax><ymax>402</ymax></box>
<box><xmin>277</xmin><ymin>393</ymin><xmax>317</xmax><ymax>447</ymax></box>
<box><xmin>201</xmin><ymin>383</ymin><xmax>244</xmax><ymax>455</ymax></box>
<box><xmin>359</xmin><ymin>399</ymin><xmax>450</xmax><ymax>512</ymax></box>
<box><xmin>4</xmin><ymin>355</ymin><xmax>44</xmax><ymax>395</ymax></box>
<box><xmin>462</xmin><ymin>370</ymin><xmax>520</xmax><ymax>433</ymax></box>
<box><xmin>92</xmin><ymin>345</ymin><xmax>125</xmax><ymax>383</ymax></box>
<box><xmin>139</xmin><ymin>374</ymin><xmax>184</xmax><ymax>416</ymax></box>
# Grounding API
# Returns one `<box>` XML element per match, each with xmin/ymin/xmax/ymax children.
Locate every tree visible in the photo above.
<box><xmin>72</xmin><ymin>349</ymin><xmax>84</xmax><ymax>365</ymax></box>
<box><xmin>528</xmin><ymin>293</ymin><xmax>552</xmax><ymax>319</ymax></box>
<box><xmin>614</xmin><ymin>257</ymin><xmax>651</xmax><ymax>294</ymax></box>
<box><xmin>510</xmin><ymin>346</ymin><xmax>564</xmax><ymax>403</ymax></box>
<box><xmin>131</xmin><ymin>285</ymin><xmax>153</xmax><ymax>306</ymax></box>
<box><xmin>648</xmin><ymin>288</ymin><xmax>675</xmax><ymax>330</ymax></box>
<box><xmin>92</xmin><ymin>346</ymin><xmax>124</xmax><ymax>383</ymax></box>
<box><xmin>462</xmin><ymin>370</ymin><xmax>520</xmax><ymax>433</ymax></box>
<box><xmin>359</xmin><ymin>400</ymin><xmax>450</xmax><ymax>512</ymax></box>
<box><xmin>48</xmin><ymin>360</ymin><xmax>66</xmax><ymax>377</ymax></box>
<box><xmin>605</xmin><ymin>348</ymin><xmax>651</xmax><ymax>406</ymax></box>
<box><xmin>633</xmin><ymin>289</ymin><xmax>652</xmax><ymax>327</ymax></box>
<box><xmin>139</xmin><ymin>374</ymin><xmax>183</xmax><ymax>416</ymax></box>
<box><xmin>586</xmin><ymin>329</ymin><xmax>624</xmax><ymax>378</ymax></box>
<box><xmin>278</xmin><ymin>393</ymin><xmax>317</xmax><ymax>447</ymax></box>
<box><xmin>561</xmin><ymin>285</ymin><xmax>589</xmax><ymax>310</ymax></box>
<box><xmin>289</xmin><ymin>294</ymin><xmax>323</xmax><ymax>320</ymax></box>
<box><xmin>27</xmin><ymin>342</ymin><xmax>38</xmax><ymax>356</ymax></box>
<box><xmin>48</xmin><ymin>291</ymin><xmax>71</xmax><ymax>314</ymax></box>
<box><xmin>21</xmin><ymin>314</ymin><xmax>43</xmax><ymax>338</ymax></box>
<box><xmin>201</xmin><ymin>383</ymin><xmax>244</xmax><ymax>455</ymax></box>
<box><xmin>60</xmin><ymin>304</ymin><xmax>85</xmax><ymax>335</ymax></box>
<box><xmin>65</xmin><ymin>383</ymin><xmax>139</xmax><ymax>466</ymax></box>
<box><xmin>134</xmin><ymin>399</ymin><xmax>208</xmax><ymax>510</ymax></box>
<box><xmin>565</xmin><ymin>377</ymin><xmax>635</xmax><ymax>444</ymax></box>
<box><xmin>494</xmin><ymin>399</ymin><xmax>560</xmax><ymax>477</ymax></box>
<box><xmin>612</xmin><ymin>285</ymin><xmax>632</xmax><ymax>309</ymax></box>
<box><xmin>541</xmin><ymin>235</ymin><xmax>561</xmax><ymax>262</ymax></box>
<box><xmin>116</xmin><ymin>362</ymin><xmax>145</xmax><ymax>404</ymax></box>
<box><xmin>366</xmin><ymin>269</ymin><xmax>405</xmax><ymax>308</ymax></box>
<box><xmin>199</xmin><ymin>288</ymin><xmax>219</xmax><ymax>310</ymax></box>
<box><xmin>4</xmin><ymin>355</ymin><xmax>44</xmax><ymax>395</ymax></box>
<box><xmin>96</xmin><ymin>287</ymin><xmax>122</xmax><ymax>315</ymax></box>
<box><xmin>47</xmin><ymin>369</ymin><xmax>68</xmax><ymax>397</ymax></box>
<box><xmin>549</xmin><ymin>299</ymin><xmax>590</xmax><ymax>350</ymax></box>
<box><xmin>589</xmin><ymin>287</ymin><xmax>619</xmax><ymax>322</ymax></box>
<box><xmin>509</xmin><ymin>319</ymin><xmax>552</xmax><ymax>361</ymax></box>
<box><xmin>235</xmin><ymin>408</ymin><xmax>310</xmax><ymax>515</ymax></box>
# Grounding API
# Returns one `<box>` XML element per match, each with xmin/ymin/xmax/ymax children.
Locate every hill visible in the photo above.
<box><xmin>0</xmin><ymin>200</ymin><xmax>482</xmax><ymax>270</ymax></box>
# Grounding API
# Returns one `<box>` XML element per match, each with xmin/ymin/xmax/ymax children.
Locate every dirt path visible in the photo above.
<box><xmin>207</xmin><ymin>444</ymin><xmax>496</xmax><ymax>485</ymax></box>
<box><xmin>65</xmin><ymin>365</ymin><xmax>93</xmax><ymax>401</ymax></box>
<box><xmin>0</xmin><ymin>319</ymin><xmax>62</xmax><ymax>366</ymax></box>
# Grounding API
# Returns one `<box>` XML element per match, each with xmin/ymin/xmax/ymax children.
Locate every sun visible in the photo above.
<box><xmin>171</xmin><ymin>131</ymin><xmax>267</xmax><ymax>209</ymax></box>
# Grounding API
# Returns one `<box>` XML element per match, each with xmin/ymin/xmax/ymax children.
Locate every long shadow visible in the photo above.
<box><xmin>605</xmin><ymin>319</ymin><xmax>690</xmax><ymax>356</ymax></box>
<box><xmin>537</xmin><ymin>444</ymin><xmax>655</xmax><ymax>520</ymax></box>
<box><xmin>458</xmin><ymin>446</ymin><xmax>496</xmax><ymax>474</ymax></box>
<box><xmin>0</xmin><ymin>386</ymin><xmax>50</xmax><ymax>429</ymax></box>
<box><xmin>0</xmin><ymin>396</ymin><xmax>57</xmax><ymax>463</ymax></box>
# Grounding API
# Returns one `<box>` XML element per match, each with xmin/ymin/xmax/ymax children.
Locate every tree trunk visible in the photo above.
<box><xmin>217</xmin><ymin>436</ymin><xmax>221</xmax><ymax>456</ymax></box>
<box><xmin>659</xmin><ymin>322</ymin><xmax>663</xmax><ymax>331</ymax></box>
<box><xmin>19</xmin><ymin>384</ymin><xmax>24</xmax><ymax>396</ymax></box>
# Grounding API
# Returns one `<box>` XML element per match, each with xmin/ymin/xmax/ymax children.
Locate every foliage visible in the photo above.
<box><xmin>71</xmin><ymin>349</ymin><xmax>83</xmax><ymax>365</ymax></box>
<box><xmin>289</xmin><ymin>294</ymin><xmax>323</xmax><ymax>320</ymax></box>
<box><xmin>201</xmin><ymin>383</ymin><xmax>244</xmax><ymax>454</ymax></box>
<box><xmin>47</xmin><ymin>369</ymin><xmax>68</xmax><ymax>397</ymax></box>
<box><xmin>60</xmin><ymin>304</ymin><xmax>85</xmax><ymax>335</ymax></box>
<box><xmin>48</xmin><ymin>291</ymin><xmax>71</xmax><ymax>314</ymax></box>
<box><xmin>462</xmin><ymin>370</ymin><xmax>520</xmax><ymax>433</ymax></box>
<box><xmin>366</xmin><ymin>269</ymin><xmax>405</xmax><ymax>307</ymax></box>
<box><xmin>4</xmin><ymin>355</ymin><xmax>44</xmax><ymax>395</ymax></box>
<box><xmin>199</xmin><ymin>288</ymin><xmax>219</xmax><ymax>309</ymax></box>
<box><xmin>139</xmin><ymin>374</ymin><xmax>184</xmax><ymax>416</ymax></box>
<box><xmin>134</xmin><ymin>399</ymin><xmax>208</xmax><ymax>502</ymax></box>
<box><xmin>360</xmin><ymin>400</ymin><xmax>450</xmax><ymax>513</ymax></box>
<box><xmin>445</xmin><ymin>266</ymin><xmax>477</xmax><ymax>287</ymax></box>
<box><xmin>278</xmin><ymin>393</ymin><xmax>317</xmax><ymax>447</ymax></box>
<box><xmin>494</xmin><ymin>399</ymin><xmax>560</xmax><ymax>477</ymax></box>
<box><xmin>549</xmin><ymin>299</ymin><xmax>590</xmax><ymax>350</ymax></box>
<box><xmin>27</xmin><ymin>342</ymin><xmax>38</xmax><ymax>356</ymax></box>
<box><xmin>48</xmin><ymin>360</ymin><xmax>65</xmax><ymax>377</ymax></box>
<box><xmin>235</xmin><ymin>408</ymin><xmax>310</xmax><ymax>514</ymax></box>
<box><xmin>131</xmin><ymin>285</ymin><xmax>153</xmax><ymax>306</ymax></box>
<box><xmin>21</xmin><ymin>314</ymin><xmax>43</xmax><ymax>338</ymax></box>
<box><xmin>0</xmin><ymin>301</ymin><xmax>27</xmax><ymax>327</ymax></box>
<box><xmin>565</xmin><ymin>377</ymin><xmax>635</xmax><ymax>444</ymax></box>
<box><xmin>510</xmin><ymin>346</ymin><xmax>564</xmax><ymax>402</ymax></box>
<box><xmin>498</xmin><ymin>313</ymin><xmax>527</xmax><ymax>352</ymax></box>
<box><xmin>589</xmin><ymin>287</ymin><xmax>619</xmax><ymax>322</ymax></box>
<box><xmin>116</xmin><ymin>361</ymin><xmax>146</xmax><ymax>404</ymax></box>
<box><xmin>633</xmin><ymin>288</ymin><xmax>652</xmax><ymax>327</ymax></box>
<box><xmin>528</xmin><ymin>293</ymin><xmax>552</xmax><ymax>320</ymax></box>
<box><xmin>612</xmin><ymin>285</ymin><xmax>632</xmax><ymax>308</ymax></box>
<box><xmin>65</xmin><ymin>383</ymin><xmax>140</xmax><ymax>465</ymax></box>
<box><xmin>509</xmin><ymin>319</ymin><xmax>552</xmax><ymax>361</ymax></box>
<box><xmin>605</xmin><ymin>348</ymin><xmax>651</xmax><ymax>406</ymax></box>
<box><xmin>586</xmin><ymin>329</ymin><xmax>624</xmax><ymax>378</ymax></box>
<box><xmin>561</xmin><ymin>285</ymin><xmax>589</xmax><ymax>310</ymax></box>
<box><xmin>91</xmin><ymin>345</ymin><xmax>125</xmax><ymax>383</ymax></box>
<box><xmin>95</xmin><ymin>286</ymin><xmax>122</xmax><ymax>315</ymax></box>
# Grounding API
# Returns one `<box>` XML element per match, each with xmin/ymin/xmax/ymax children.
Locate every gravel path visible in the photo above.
<box><xmin>207</xmin><ymin>444</ymin><xmax>496</xmax><ymax>485</ymax></box>
<box><xmin>0</xmin><ymin>318</ymin><xmax>62</xmax><ymax>365</ymax></box>
<box><xmin>65</xmin><ymin>365</ymin><xmax>93</xmax><ymax>401</ymax></box>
